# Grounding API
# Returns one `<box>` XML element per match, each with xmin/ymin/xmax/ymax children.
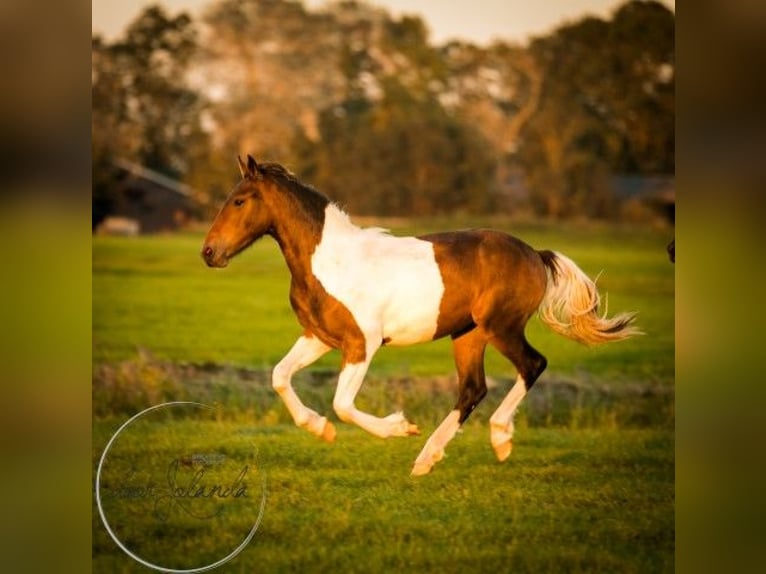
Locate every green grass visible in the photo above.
<box><xmin>92</xmin><ymin>219</ymin><xmax>674</xmax><ymax>572</ymax></box>
<box><xmin>93</xmin><ymin>421</ymin><xmax>673</xmax><ymax>573</ymax></box>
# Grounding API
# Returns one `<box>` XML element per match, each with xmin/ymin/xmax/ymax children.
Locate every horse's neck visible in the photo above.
<box><xmin>273</xmin><ymin>202</ymin><xmax>363</xmax><ymax>282</ymax></box>
<box><xmin>269</xmin><ymin>193</ymin><xmax>344</xmax><ymax>281</ymax></box>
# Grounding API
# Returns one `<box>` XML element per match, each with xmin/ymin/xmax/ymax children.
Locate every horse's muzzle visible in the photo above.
<box><xmin>201</xmin><ymin>244</ymin><xmax>228</xmax><ymax>268</ymax></box>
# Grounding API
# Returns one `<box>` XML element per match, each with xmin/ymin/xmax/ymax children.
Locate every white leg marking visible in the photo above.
<box><xmin>332</xmin><ymin>356</ymin><xmax>419</xmax><ymax>438</ymax></box>
<box><xmin>272</xmin><ymin>335</ymin><xmax>335</xmax><ymax>441</ymax></box>
<box><xmin>411</xmin><ymin>410</ymin><xmax>462</xmax><ymax>476</ymax></box>
<box><xmin>489</xmin><ymin>375</ymin><xmax>527</xmax><ymax>461</ymax></box>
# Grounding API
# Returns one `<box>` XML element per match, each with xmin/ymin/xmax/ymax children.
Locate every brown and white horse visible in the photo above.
<box><xmin>202</xmin><ymin>156</ymin><xmax>639</xmax><ymax>475</ymax></box>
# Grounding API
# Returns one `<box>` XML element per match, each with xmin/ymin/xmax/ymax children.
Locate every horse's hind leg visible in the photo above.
<box><xmin>488</xmin><ymin>330</ymin><xmax>547</xmax><ymax>461</ymax></box>
<box><xmin>412</xmin><ymin>327</ymin><xmax>488</xmax><ymax>476</ymax></box>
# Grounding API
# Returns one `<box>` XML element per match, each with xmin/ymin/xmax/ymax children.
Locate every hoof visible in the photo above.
<box><xmin>411</xmin><ymin>446</ymin><xmax>443</xmax><ymax>476</ymax></box>
<box><xmin>493</xmin><ymin>439</ymin><xmax>512</xmax><ymax>462</ymax></box>
<box><xmin>406</xmin><ymin>423</ymin><xmax>421</xmax><ymax>436</ymax></box>
<box><xmin>385</xmin><ymin>412</ymin><xmax>420</xmax><ymax>437</ymax></box>
<box><xmin>322</xmin><ymin>421</ymin><xmax>337</xmax><ymax>443</ymax></box>
<box><xmin>411</xmin><ymin>462</ymin><xmax>432</xmax><ymax>476</ymax></box>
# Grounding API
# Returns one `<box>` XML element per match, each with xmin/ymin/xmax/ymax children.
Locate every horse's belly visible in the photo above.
<box><xmin>381</xmin><ymin>296</ymin><xmax>443</xmax><ymax>346</ymax></box>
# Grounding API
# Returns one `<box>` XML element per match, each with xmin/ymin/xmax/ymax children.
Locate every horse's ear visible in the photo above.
<box><xmin>237</xmin><ymin>155</ymin><xmax>248</xmax><ymax>178</ymax></box>
<box><xmin>237</xmin><ymin>155</ymin><xmax>259</xmax><ymax>179</ymax></box>
<box><xmin>246</xmin><ymin>155</ymin><xmax>258</xmax><ymax>177</ymax></box>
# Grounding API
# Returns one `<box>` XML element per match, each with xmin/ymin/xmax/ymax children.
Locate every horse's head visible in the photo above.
<box><xmin>201</xmin><ymin>155</ymin><xmax>274</xmax><ymax>268</ymax></box>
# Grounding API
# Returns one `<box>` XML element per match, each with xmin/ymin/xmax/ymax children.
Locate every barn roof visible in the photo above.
<box><xmin>113</xmin><ymin>158</ymin><xmax>193</xmax><ymax>198</ymax></box>
<box><xmin>611</xmin><ymin>174</ymin><xmax>674</xmax><ymax>202</ymax></box>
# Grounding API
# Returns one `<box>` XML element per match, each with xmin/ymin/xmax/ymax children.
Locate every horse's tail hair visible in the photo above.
<box><xmin>537</xmin><ymin>250</ymin><xmax>641</xmax><ymax>345</ymax></box>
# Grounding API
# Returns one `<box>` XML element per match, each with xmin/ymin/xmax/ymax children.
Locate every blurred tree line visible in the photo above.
<box><xmin>92</xmin><ymin>0</ymin><xmax>674</xmax><ymax>223</ymax></box>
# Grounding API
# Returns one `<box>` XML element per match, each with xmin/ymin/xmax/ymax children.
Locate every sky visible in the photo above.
<box><xmin>92</xmin><ymin>0</ymin><xmax>675</xmax><ymax>46</ymax></box>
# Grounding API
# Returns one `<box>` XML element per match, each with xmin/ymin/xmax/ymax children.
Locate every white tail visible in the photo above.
<box><xmin>538</xmin><ymin>251</ymin><xmax>641</xmax><ymax>345</ymax></box>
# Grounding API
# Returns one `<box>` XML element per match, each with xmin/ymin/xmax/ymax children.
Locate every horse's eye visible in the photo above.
<box><xmin>233</xmin><ymin>198</ymin><xmax>245</xmax><ymax>207</ymax></box>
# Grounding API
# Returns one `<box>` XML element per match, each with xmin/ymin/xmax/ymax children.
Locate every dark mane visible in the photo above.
<box><xmin>259</xmin><ymin>162</ymin><xmax>330</xmax><ymax>220</ymax></box>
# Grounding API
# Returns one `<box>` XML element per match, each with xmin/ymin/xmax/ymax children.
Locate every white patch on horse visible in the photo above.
<box><xmin>311</xmin><ymin>205</ymin><xmax>445</xmax><ymax>345</ymax></box>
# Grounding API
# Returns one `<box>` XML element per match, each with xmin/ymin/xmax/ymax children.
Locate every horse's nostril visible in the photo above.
<box><xmin>203</xmin><ymin>246</ymin><xmax>213</xmax><ymax>258</ymax></box>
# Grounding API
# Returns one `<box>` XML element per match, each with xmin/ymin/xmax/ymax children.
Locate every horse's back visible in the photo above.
<box><xmin>420</xmin><ymin>229</ymin><xmax>545</xmax><ymax>283</ymax></box>
<box><xmin>420</xmin><ymin>229</ymin><xmax>548</xmax><ymax>337</ymax></box>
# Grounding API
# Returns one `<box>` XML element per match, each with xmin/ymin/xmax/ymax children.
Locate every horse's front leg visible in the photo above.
<box><xmin>272</xmin><ymin>334</ymin><xmax>335</xmax><ymax>441</ymax></box>
<box><xmin>332</xmin><ymin>339</ymin><xmax>420</xmax><ymax>438</ymax></box>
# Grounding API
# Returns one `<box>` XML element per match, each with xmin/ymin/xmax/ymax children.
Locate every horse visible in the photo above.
<box><xmin>201</xmin><ymin>155</ymin><xmax>640</xmax><ymax>476</ymax></box>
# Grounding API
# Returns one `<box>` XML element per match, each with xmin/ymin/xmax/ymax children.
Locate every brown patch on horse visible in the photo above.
<box><xmin>421</xmin><ymin>230</ymin><xmax>548</xmax><ymax>340</ymax></box>
<box><xmin>289</xmin><ymin>276</ymin><xmax>367</xmax><ymax>365</ymax></box>
<box><xmin>421</xmin><ymin>231</ymin><xmax>481</xmax><ymax>339</ymax></box>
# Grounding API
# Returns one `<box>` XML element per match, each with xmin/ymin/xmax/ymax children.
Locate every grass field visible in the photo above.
<box><xmin>92</xmin><ymin>218</ymin><xmax>674</xmax><ymax>573</ymax></box>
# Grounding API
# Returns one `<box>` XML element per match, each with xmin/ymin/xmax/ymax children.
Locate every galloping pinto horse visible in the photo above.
<box><xmin>202</xmin><ymin>156</ymin><xmax>640</xmax><ymax>475</ymax></box>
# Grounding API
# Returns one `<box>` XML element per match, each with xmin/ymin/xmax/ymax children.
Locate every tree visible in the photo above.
<box><xmin>302</xmin><ymin>75</ymin><xmax>495</xmax><ymax>216</ymax></box>
<box><xmin>199</xmin><ymin>0</ymin><xmax>346</xmax><ymax>170</ymax></box>
<box><xmin>93</xmin><ymin>0</ymin><xmax>673</xmax><ymax>223</ymax></box>
<box><xmin>92</xmin><ymin>4</ymin><xmax>208</xmax><ymax>224</ymax></box>
<box><xmin>518</xmin><ymin>0</ymin><xmax>674</xmax><ymax>218</ymax></box>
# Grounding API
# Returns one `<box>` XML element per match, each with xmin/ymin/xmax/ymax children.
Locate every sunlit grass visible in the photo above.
<box><xmin>93</xmin><ymin>421</ymin><xmax>673</xmax><ymax>573</ymax></box>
